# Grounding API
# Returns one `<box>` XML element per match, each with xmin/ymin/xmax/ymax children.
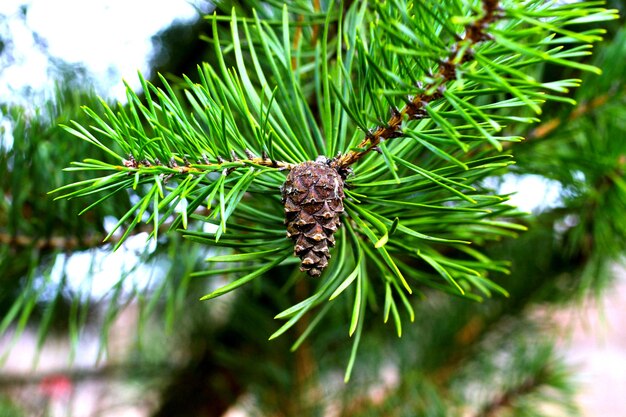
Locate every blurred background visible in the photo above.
<box><xmin>1</xmin><ymin>0</ymin><xmax>625</xmax><ymax>416</ymax></box>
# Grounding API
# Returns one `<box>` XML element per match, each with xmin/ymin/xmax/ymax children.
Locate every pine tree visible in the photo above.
<box><xmin>1</xmin><ymin>1</ymin><xmax>624</xmax><ymax>416</ymax></box>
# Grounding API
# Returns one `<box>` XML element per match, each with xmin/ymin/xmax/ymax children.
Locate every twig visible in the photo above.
<box><xmin>0</xmin><ymin>232</ymin><xmax>109</xmax><ymax>251</ymax></box>
<box><xmin>291</xmin><ymin>279</ymin><xmax>321</xmax><ymax>414</ymax></box>
<box><xmin>528</xmin><ymin>90</ymin><xmax>620</xmax><ymax>140</ymax></box>
<box><xmin>292</xmin><ymin>15</ymin><xmax>305</xmax><ymax>70</ymax></box>
<box><xmin>291</xmin><ymin>0</ymin><xmax>322</xmax><ymax>70</ymax></box>
<box><xmin>0</xmin><ymin>362</ymin><xmax>175</xmax><ymax>388</ymax></box>
<box><xmin>333</xmin><ymin>0</ymin><xmax>503</xmax><ymax>169</ymax></box>
<box><xmin>472</xmin><ymin>370</ymin><xmax>546</xmax><ymax>417</ymax></box>
<box><xmin>119</xmin><ymin>154</ymin><xmax>293</xmax><ymax>174</ymax></box>
<box><xmin>0</xmin><ymin>209</ymin><xmax>209</xmax><ymax>252</ymax></box>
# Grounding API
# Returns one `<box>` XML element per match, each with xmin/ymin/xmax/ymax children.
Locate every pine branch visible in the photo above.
<box><xmin>49</xmin><ymin>0</ymin><xmax>618</xmax><ymax>362</ymax></box>
<box><xmin>334</xmin><ymin>0</ymin><xmax>503</xmax><ymax>168</ymax></box>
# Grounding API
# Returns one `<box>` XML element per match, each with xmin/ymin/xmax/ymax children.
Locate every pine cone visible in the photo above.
<box><xmin>281</xmin><ymin>159</ymin><xmax>345</xmax><ymax>277</ymax></box>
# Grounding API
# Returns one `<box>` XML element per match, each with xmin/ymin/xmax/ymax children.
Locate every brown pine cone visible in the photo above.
<box><xmin>281</xmin><ymin>158</ymin><xmax>345</xmax><ymax>277</ymax></box>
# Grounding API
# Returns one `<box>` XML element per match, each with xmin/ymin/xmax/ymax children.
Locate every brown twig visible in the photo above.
<box><xmin>0</xmin><ymin>208</ymin><xmax>209</xmax><ymax>252</ymax></box>
<box><xmin>472</xmin><ymin>371</ymin><xmax>546</xmax><ymax>417</ymax></box>
<box><xmin>333</xmin><ymin>0</ymin><xmax>503</xmax><ymax>169</ymax></box>
<box><xmin>528</xmin><ymin>91</ymin><xmax>617</xmax><ymax>140</ymax></box>
<box><xmin>0</xmin><ymin>232</ymin><xmax>109</xmax><ymax>251</ymax></box>
<box><xmin>120</xmin><ymin>154</ymin><xmax>293</xmax><ymax>173</ymax></box>
<box><xmin>292</xmin><ymin>15</ymin><xmax>305</xmax><ymax>70</ymax></box>
<box><xmin>290</xmin><ymin>279</ymin><xmax>321</xmax><ymax>415</ymax></box>
<box><xmin>312</xmin><ymin>0</ymin><xmax>322</xmax><ymax>42</ymax></box>
<box><xmin>291</xmin><ymin>0</ymin><xmax>322</xmax><ymax>69</ymax></box>
<box><xmin>0</xmin><ymin>362</ymin><xmax>175</xmax><ymax>388</ymax></box>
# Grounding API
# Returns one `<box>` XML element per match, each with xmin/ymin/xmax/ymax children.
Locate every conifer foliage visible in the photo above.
<box><xmin>52</xmin><ymin>0</ymin><xmax>616</xmax><ymax>358</ymax></box>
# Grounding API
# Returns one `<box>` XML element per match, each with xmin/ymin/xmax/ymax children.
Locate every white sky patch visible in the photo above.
<box><xmin>1</xmin><ymin>0</ymin><xmax>202</xmax><ymax>102</ymax></box>
<box><xmin>0</xmin><ymin>116</ymin><xmax>15</xmax><ymax>149</ymax></box>
<box><xmin>48</xmin><ymin>233</ymin><xmax>160</xmax><ymax>301</ymax></box>
<box><xmin>496</xmin><ymin>173</ymin><xmax>564</xmax><ymax>213</ymax></box>
<box><xmin>0</xmin><ymin>10</ymin><xmax>51</xmax><ymax>99</ymax></box>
